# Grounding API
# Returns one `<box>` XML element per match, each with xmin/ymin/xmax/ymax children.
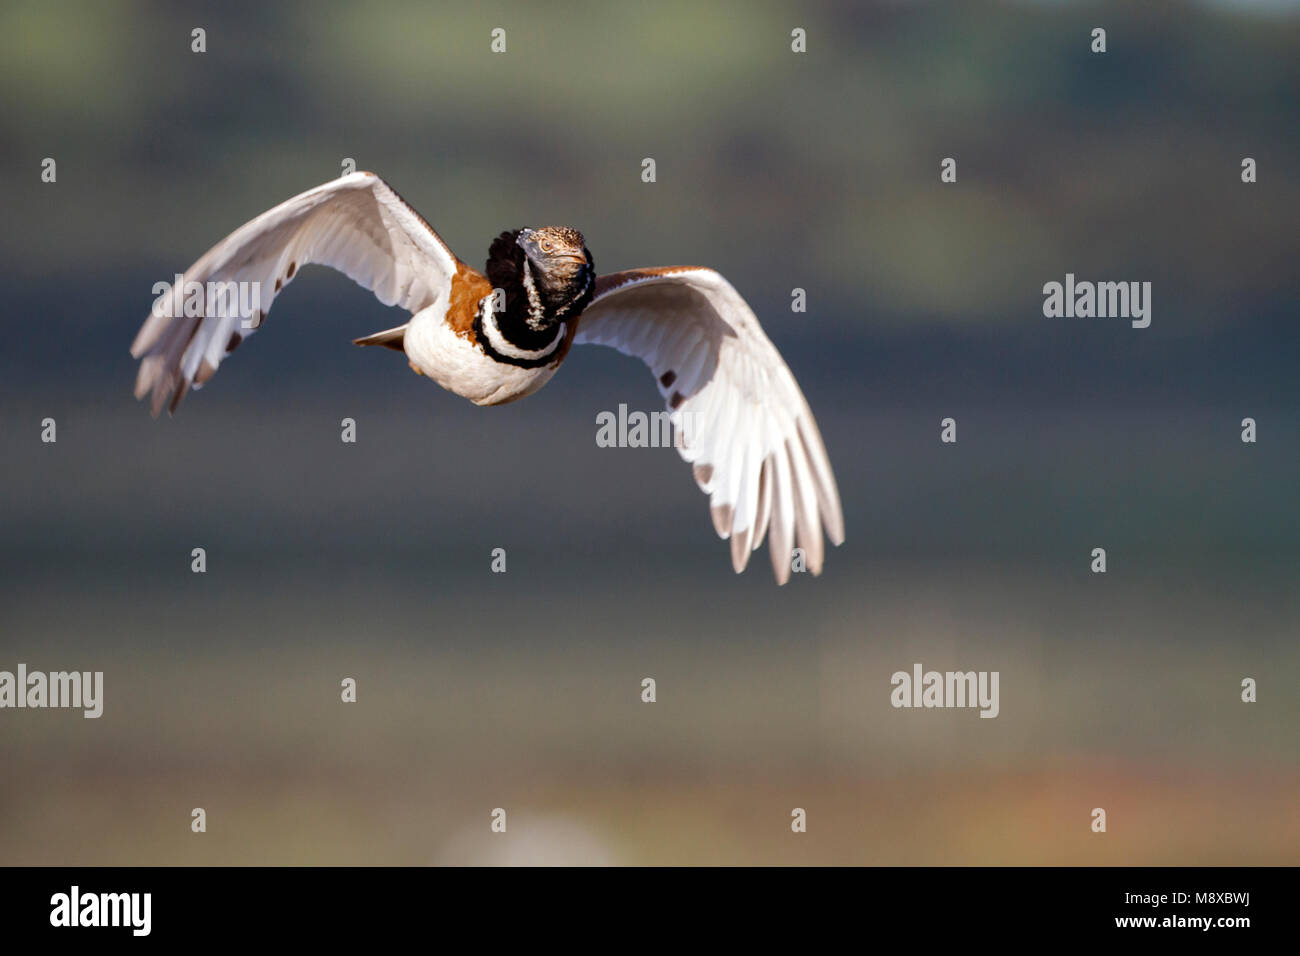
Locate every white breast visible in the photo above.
<box><xmin>404</xmin><ymin>301</ymin><xmax>562</xmax><ymax>406</ymax></box>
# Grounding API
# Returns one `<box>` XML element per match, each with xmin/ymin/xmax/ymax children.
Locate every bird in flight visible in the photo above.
<box><xmin>131</xmin><ymin>172</ymin><xmax>844</xmax><ymax>582</ymax></box>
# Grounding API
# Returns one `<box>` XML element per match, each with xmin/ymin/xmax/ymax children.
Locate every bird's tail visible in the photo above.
<box><xmin>352</xmin><ymin>323</ymin><xmax>408</xmax><ymax>351</ymax></box>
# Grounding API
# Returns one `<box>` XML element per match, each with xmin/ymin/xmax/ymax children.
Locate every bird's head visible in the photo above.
<box><xmin>516</xmin><ymin>226</ymin><xmax>594</xmax><ymax>314</ymax></box>
<box><xmin>516</xmin><ymin>225</ymin><xmax>588</xmax><ymax>269</ymax></box>
<box><xmin>484</xmin><ymin>226</ymin><xmax>596</xmax><ymax>332</ymax></box>
<box><xmin>485</xmin><ymin>226</ymin><xmax>594</xmax><ymax>331</ymax></box>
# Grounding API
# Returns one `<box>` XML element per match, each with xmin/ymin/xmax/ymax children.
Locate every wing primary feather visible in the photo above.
<box><xmin>768</xmin><ymin>449</ymin><xmax>796</xmax><ymax>585</ymax></box>
<box><xmin>752</xmin><ymin>457</ymin><xmax>773</xmax><ymax>551</ymax></box>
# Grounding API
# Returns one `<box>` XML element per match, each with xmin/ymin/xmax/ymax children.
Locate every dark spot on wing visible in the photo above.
<box><xmin>286</xmin><ymin>261</ymin><xmax>296</xmax><ymax>278</ymax></box>
<box><xmin>670</xmin><ymin>391</ymin><xmax>685</xmax><ymax>409</ymax></box>
<box><xmin>660</xmin><ymin>370</ymin><xmax>676</xmax><ymax>388</ymax></box>
<box><xmin>226</xmin><ymin>332</ymin><xmax>242</xmax><ymax>352</ymax></box>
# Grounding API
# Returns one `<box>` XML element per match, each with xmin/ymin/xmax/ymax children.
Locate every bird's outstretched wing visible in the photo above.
<box><xmin>575</xmin><ymin>267</ymin><xmax>844</xmax><ymax>583</ymax></box>
<box><xmin>130</xmin><ymin>171</ymin><xmax>463</xmax><ymax>414</ymax></box>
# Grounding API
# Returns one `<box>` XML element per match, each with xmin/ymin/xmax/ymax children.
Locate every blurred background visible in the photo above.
<box><xmin>1</xmin><ymin>0</ymin><xmax>1297</xmax><ymax>864</ymax></box>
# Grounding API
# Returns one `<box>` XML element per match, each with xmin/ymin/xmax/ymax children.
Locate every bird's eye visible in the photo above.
<box><xmin>541</xmin><ymin>240</ymin><xmax>554</xmax><ymax>253</ymax></box>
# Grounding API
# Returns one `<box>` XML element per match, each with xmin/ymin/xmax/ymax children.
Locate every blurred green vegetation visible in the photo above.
<box><xmin>2</xmin><ymin>0</ymin><xmax>1297</xmax><ymax>326</ymax></box>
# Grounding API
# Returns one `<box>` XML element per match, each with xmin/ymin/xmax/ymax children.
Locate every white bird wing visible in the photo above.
<box><xmin>130</xmin><ymin>171</ymin><xmax>462</xmax><ymax>414</ymax></box>
<box><xmin>575</xmin><ymin>267</ymin><xmax>844</xmax><ymax>583</ymax></box>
